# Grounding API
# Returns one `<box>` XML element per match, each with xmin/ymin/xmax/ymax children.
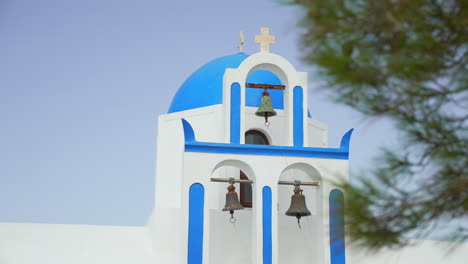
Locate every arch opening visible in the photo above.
<box><xmin>208</xmin><ymin>160</ymin><xmax>255</xmax><ymax>264</ymax></box>
<box><xmin>246</xmin><ymin>61</ymin><xmax>292</xmax><ymax>87</ymax></box>
<box><xmin>242</xmin><ymin>66</ymin><xmax>290</xmax><ymax>146</ymax></box>
<box><xmin>277</xmin><ymin>163</ymin><xmax>324</xmax><ymax>264</ymax></box>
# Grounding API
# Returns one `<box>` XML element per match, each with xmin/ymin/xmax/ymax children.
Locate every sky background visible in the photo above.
<box><xmin>0</xmin><ymin>0</ymin><xmax>399</xmax><ymax>226</ymax></box>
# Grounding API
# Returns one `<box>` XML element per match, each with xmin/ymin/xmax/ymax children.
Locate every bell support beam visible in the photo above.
<box><xmin>278</xmin><ymin>180</ymin><xmax>319</xmax><ymax>186</ymax></box>
<box><xmin>211</xmin><ymin>177</ymin><xmax>253</xmax><ymax>183</ymax></box>
<box><xmin>210</xmin><ymin>177</ymin><xmax>319</xmax><ymax>186</ymax></box>
<box><xmin>245</xmin><ymin>83</ymin><xmax>286</xmax><ymax>90</ymax></box>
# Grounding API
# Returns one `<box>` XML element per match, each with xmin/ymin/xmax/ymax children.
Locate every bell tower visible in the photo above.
<box><xmin>149</xmin><ymin>28</ymin><xmax>353</xmax><ymax>264</ymax></box>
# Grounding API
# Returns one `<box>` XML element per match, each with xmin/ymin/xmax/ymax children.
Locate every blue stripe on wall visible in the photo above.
<box><xmin>293</xmin><ymin>86</ymin><xmax>303</xmax><ymax>147</ymax></box>
<box><xmin>186</xmin><ymin>141</ymin><xmax>349</xmax><ymax>159</ymax></box>
<box><xmin>262</xmin><ymin>186</ymin><xmax>272</xmax><ymax>264</ymax></box>
<box><xmin>181</xmin><ymin>119</ymin><xmax>350</xmax><ymax>160</ymax></box>
<box><xmin>230</xmin><ymin>83</ymin><xmax>241</xmax><ymax>144</ymax></box>
<box><xmin>329</xmin><ymin>189</ymin><xmax>345</xmax><ymax>264</ymax></box>
<box><xmin>188</xmin><ymin>183</ymin><xmax>205</xmax><ymax>264</ymax></box>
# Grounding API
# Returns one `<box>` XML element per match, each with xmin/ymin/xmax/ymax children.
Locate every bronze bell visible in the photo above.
<box><xmin>222</xmin><ymin>179</ymin><xmax>244</xmax><ymax>222</ymax></box>
<box><xmin>255</xmin><ymin>90</ymin><xmax>277</xmax><ymax>125</ymax></box>
<box><xmin>285</xmin><ymin>182</ymin><xmax>311</xmax><ymax>228</ymax></box>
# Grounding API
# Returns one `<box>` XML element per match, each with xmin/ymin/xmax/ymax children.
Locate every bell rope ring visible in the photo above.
<box><xmin>222</xmin><ymin>178</ymin><xmax>244</xmax><ymax>223</ymax></box>
<box><xmin>255</xmin><ymin>89</ymin><xmax>277</xmax><ymax>126</ymax></box>
<box><xmin>285</xmin><ymin>181</ymin><xmax>311</xmax><ymax>228</ymax></box>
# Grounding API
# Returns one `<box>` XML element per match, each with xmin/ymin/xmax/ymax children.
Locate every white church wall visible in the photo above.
<box><xmin>209</xmin><ymin>208</ymin><xmax>253</xmax><ymax>264</ymax></box>
<box><xmin>308</xmin><ymin>118</ymin><xmax>328</xmax><ymax>148</ymax></box>
<box><xmin>208</xmin><ymin>165</ymin><xmax>254</xmax><ymax>264</ymax></box>
<box><xmin>149</xmin><ymin>208</ymin><xmax>186</xmax><ymax>264</ymax></box>
<box><xmin>177</xmin><ymin>105</ymin><xmax>225</xmax><ymax>143</ymax></box>
<box><xmin>209</xmin><ymin>210</ymin><xmax>253</xmax><ymax>264</ymax></box>
<box><xmin>152</xmin><ymin>105</ymin><xmax>228</xmax><ymax>264</ymax></box>
<box><xmin>223</xmin><ymin>52</ymin><xmax>308</xmax><ymax>147</ymax></box>
<box><xmin>155</xmin><ymin>105</ymin><xmax>224</xmax><ymax>209</ymax></box>
<box><xmin>0</xmin><ymin>223</ymin><xmax>153</xmax><ymax>264</ymax></box>
<box><xmin>277</xmin><ymin>164</ymin><xmax>324</xmax><ymax>264</ymax></box>
<box><xmin>245</xmin><ymin>107</ymin><xmax>286</xmax><ymax>146</ymax></box>
<box><xmin>154</xmin><ymin>114</ymin><xmax>185</xmax><ymax>209</ymax></box>
<box><xmin>245</xmin><ymin>108</ymin><xmax>329</xmax><ymax>148</ymax></box>
<box><xmin>180</xmin><ymin>150</ymin><xmax>350</xmax><ymax>264</ymax></box>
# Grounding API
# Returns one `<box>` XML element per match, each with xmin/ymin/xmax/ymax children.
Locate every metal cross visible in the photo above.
<box><xmin>255</xmin><ymin>27</ymin><xmax>275</xmax><ymax>53</ymax></box>
<box><xmin>237</xmin><ymin>31</ymin><xmax>244</xmax><ymax>52</ymax></box>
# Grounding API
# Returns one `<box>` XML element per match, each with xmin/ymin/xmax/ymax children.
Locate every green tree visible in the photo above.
<box><xmin>289</xmin><ymin>0</ymin><xmax>468</xmax><ymax>250</ymax></box>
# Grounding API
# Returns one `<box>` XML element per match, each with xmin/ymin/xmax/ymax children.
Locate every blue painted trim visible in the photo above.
<box><xmin>186</xmin><ymin>142</ymin><xmax>349</xmax><ymax>159</ymax></box>
<box><xmin>181</xmin><ymin>120</ymin><xmax>350</xmax><ymax>160</ymax></box>
<box><xmin>262</xmin><ymin>187</ymin><xmax>272</xmax><ymax>264</ymax></box>
<box><xmin>230</xmin><ymin>83</ymin><xmax>241</xmax><ymax>144</ymax></box>
<box><xmin>293</xmin><ymin>86</ymin><xmax>304</xmax><ymax>147</ymax></box>
<box><xmin>339</xmin><ymin>129</ymin><xmax>354</xmax><ymax>151</ymax></box>
<box><xmin>329</xmin><ymin>189</ymin><xmax>345</xmax><ymax>264</ymax></box>
<box><xmin>188</xmin><ymin>183</ymin><xmax>205</xmax><ymax>264</ymax></box>
<box><xmin>182</xmin><ymin>119</ymin><xmax>196</xmax><ymax>143</ymax></box>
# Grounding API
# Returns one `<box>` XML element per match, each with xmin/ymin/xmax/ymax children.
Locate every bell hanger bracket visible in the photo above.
<box><xmin>246</xmin><ymin>83</ymin><xmax>285</xmax><ymax>90</ymax></box>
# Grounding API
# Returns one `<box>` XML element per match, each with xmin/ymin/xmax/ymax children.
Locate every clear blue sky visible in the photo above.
<box><xmin>0</xmin><ymin>0</ymin><xmax>398</xmax><ymax>226</ymax></box>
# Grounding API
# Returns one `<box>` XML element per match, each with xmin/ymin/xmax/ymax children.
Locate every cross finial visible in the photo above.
<box><xmin>255</xmin><ymin>27</ymin><xmax>275</xmax><ymax>53</ymax></box>
<box><xmin>237</xmin><ymin>31</ymin><xmax>245</xmax><ymax>52</ymax></box>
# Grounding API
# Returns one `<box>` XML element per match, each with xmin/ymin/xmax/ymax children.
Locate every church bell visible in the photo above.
<box><xmin>255</xmin><ymin>90</ymin><xmax>276</xmax><ymax>124</ymax></box>
<box><xmin>222</xmin><ymin>179</ymin><xmax>244</xmax><ymax>222</ymax></box>
<box><xmin>285</xmin><ymin>183</ymin><xmax>311</xmax><ymax>228</ymax></box>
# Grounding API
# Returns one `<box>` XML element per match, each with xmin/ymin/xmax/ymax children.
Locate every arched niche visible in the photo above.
<box><xmin>209</xmin><ymin>159</ymin><xmax>256</xmax><ymax>210</ymax></box>
<box><xmin>208</xmin><ymin>159</ymin><xmax>255</xmax><ymax>264</ymax></box>
<box><xmin>211</xmin><ymin>159</ymin><xmax>255</xmax><ymax>180</ymax></box>
<box><xmin>277</xmin><ymin>163</ymin><xmax>324</xmax><ymax>264</ymax></box>
<box><xmin>242</xmin><ymin>67</ymin><xmax>289</xmax><ymax>145</ymax></box>
<box><xmin>223</xmin><ymin>53</ymin><xmax>307</xmax><ymax>146</ymax></box>
<box><xmin>278</xmin><ymin>163</ymin><xmax>321</xmax><ymax>216</ymax></box>
<box><xmin>242</xmin><ymin>61</ymin><xmax>292</xmax><ymax>121</ymax></box>
<box><xmin>241</xmin><ymin>53</ymin><xmax>299</xmax><ymax>87</ymax></box>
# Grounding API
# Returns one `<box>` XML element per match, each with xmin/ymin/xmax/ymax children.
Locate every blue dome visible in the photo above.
<box><xmin>168</xmin><ymin>53</ymin><xmax>283</xmax><ymax>113</ymax></box>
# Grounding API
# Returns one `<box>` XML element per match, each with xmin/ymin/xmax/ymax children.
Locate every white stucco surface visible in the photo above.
<box><xmin>0</xmin><ymin>221</ymin><xmax>465</xmax><ymax>264</ymax></box>
<box><xmin>0</xmin><ymin>223</ymin><xmax>153</xmax><ymax>264</ymax></box>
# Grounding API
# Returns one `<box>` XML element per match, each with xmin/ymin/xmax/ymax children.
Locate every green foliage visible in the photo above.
<box><xmin>290</xmin><ymin>0</ymin><xmax>468</xmax><ymax>250</ymax></box>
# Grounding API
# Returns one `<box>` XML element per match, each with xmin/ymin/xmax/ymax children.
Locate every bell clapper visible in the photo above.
<box><xmin>264</xmin><ymin>113</ymin><xmax>270</xmax><ymax>128</ymax></box>
<box><xmin>227</xmin><ymin>181</ymin><xmax>237</xmax><ymax>223</ymax></box>
<box><xmin>294</xmin><ymin>184</ymin><xmax>303</xmax><ymax>229</ymax></box>
<box><xmin>296</xmin><ymin>215</ymin><xmax>302</xmax><ymax>229</ymax></box>
<box><xmin>294</xmin><ymin>182</ymin><xmax>303</xmax><ymax>228</ymax></box>
<box><xmin>227</xmin><ymin>183</ymin><xmax>237</xmax><ymax>223</ymax></box>
<box><xmin>263</xmin><ymin>91</ymin><xmax>271</xmax><ymax>128</ymax></box>
<box><xmin>229</xmin><ymin>210</ymin><xmax>236</xmax><ymax>223</ymax></box>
